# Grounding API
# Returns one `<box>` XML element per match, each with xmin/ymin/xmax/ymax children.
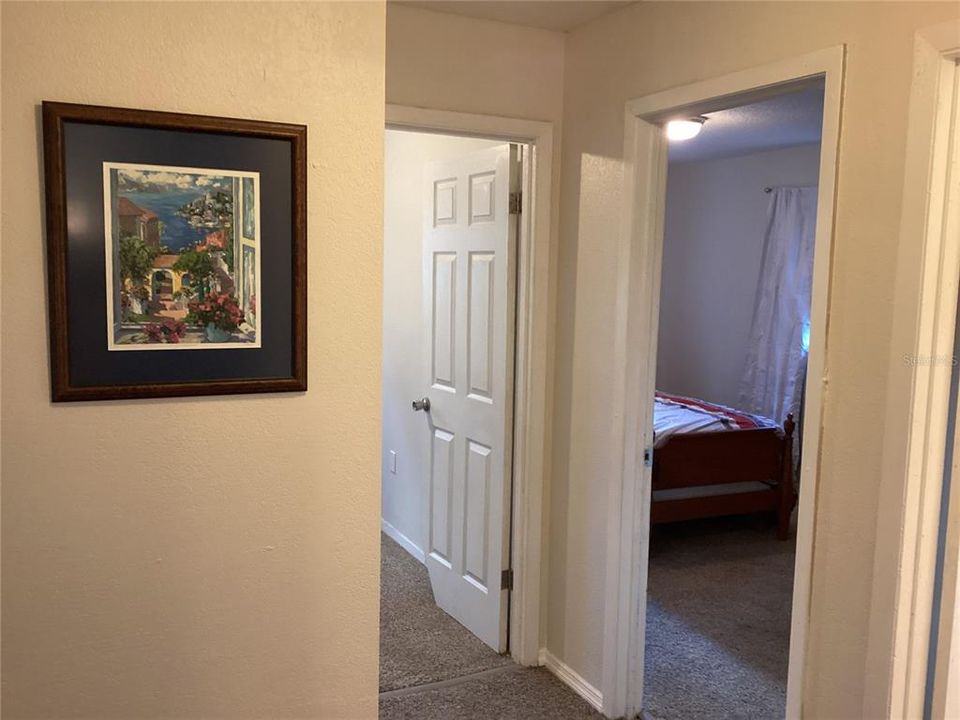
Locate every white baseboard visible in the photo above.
<box><xmin>381</xmin><ymin>518</ymin><xmax>425</xmax><ymax>564</ymax></box>
<box><xmin>539</xmin><ymin>648</ymin><xmax>604</xmax><ymax>712</ymax></box>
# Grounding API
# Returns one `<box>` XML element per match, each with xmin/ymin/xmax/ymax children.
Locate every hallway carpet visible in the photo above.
<box><xmin>380</xmin><ymin>665</ymin><xmax>604</xmax><ymax>720</ymax></box>
<box><xmin>643</xmin><ymin>516</ymin><xmax>795</xmax><ymax>720</ymax></box>
<box><xmin>379</xmin><ymin>534</ymin><xmax>603</xmax><ymax>719</ymax></box>
<box><xmin>379</xmin><ymin>533</ymin><xmax>512</xmax><ymax>692</ymax></box>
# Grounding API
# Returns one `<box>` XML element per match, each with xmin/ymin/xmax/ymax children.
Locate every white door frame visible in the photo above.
<box><xmin>864</xmin><ymin>20</ymin><xmax>960</xmax><ymax>720</ymax></box>
<box><xmin>935</xmin><ymin>361</ymin><xmax>960</xmax><ymax>720</ymax></box>
<box><xmin>385</xmin><ymin>104</ymin><xmax>554</xmax><ymax>667</ymax></box>
<box><xmin>602</xmin><ymin>46</ymin><xmax>845</xmax><ymax>719</ymax></box>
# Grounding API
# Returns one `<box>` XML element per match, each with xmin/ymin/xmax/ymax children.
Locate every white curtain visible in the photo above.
<box><xmin>738</xmin><ymin>187</ymin><xmax>817</xmax><ymax>425</ymax></box>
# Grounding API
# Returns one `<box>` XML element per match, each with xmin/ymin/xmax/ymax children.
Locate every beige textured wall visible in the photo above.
<box><xmin>386</xmin><ymin>4</ymin><xmax>566</xmax><ymax>121</ymax></box>
<box><xmin>1</xmin><ymin>3</ymin><xmax>384</xmax><ymax>718</ymax></box>
<box><xmin>554</xmin><ymin>1</ymin><xmax>960</xmax><ymax>713</ymax></box>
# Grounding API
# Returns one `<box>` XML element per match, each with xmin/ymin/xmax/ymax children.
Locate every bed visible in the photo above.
<box><xmin>651</xmin><ymin>391</ymin><xmax>796</xmax><ymax>540</ymax></box>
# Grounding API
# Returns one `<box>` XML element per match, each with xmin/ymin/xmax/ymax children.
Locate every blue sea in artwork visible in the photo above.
<box><xmin>119</xmin><ymin>188</ymin><xmax>217</xmax><ymax>253</ymax></box>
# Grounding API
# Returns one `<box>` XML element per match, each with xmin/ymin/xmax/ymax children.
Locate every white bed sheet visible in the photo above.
<box><xmin>652</xmin><ymin>398</ymin><xmax>732</xmax><ymax>448</ymax></box>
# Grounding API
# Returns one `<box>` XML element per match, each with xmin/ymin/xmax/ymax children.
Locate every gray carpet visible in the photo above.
<box><xmin>380</xmin><ymin>665</ymin><xmax>604</xmax><ymax>720</ymax></box>
<box><xmin>379</xmin><ymin>534</ymin><xmax>512</xmax><ymax>692</ymax></box>
<box><xmin>643</xmin><ymin>515</ymin><xmax>795</xmax><ymax>720</ymax></box>
<box><xmin>380</xmin><ymin>533</ymin><xmax>603</xmax><ymax>719</ymax></box>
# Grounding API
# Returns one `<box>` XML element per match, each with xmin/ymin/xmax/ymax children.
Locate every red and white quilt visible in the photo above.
<box><xmin>653</xmin><ymin>391</ymin><xmax>778</xmax><ymax>448</ymax></box>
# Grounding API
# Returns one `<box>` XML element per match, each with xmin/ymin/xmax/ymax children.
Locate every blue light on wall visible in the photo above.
<box><xmin>801</xmin><ymin>320</ymin><xmax>811</xmax><ymax>354</ymax></box>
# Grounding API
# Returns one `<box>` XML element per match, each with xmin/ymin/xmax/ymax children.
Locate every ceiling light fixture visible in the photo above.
<box><xmin>666</xmin><ymin>117</ymin><xmax>707</xmax><ymax>141</ymax></box>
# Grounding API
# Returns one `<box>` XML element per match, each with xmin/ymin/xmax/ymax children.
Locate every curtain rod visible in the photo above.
<box><xmin>764</xmin><ymin>185</ymin><xmax>816</xmax><ymax>193</ymax></box>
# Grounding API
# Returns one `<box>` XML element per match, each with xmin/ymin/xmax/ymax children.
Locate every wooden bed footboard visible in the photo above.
<box><xmin>650</xmin><ymin>414</ymin><xmax>796</xmax><ymax>539</ymax></box>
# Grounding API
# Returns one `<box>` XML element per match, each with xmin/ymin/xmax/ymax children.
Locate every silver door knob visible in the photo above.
<box><xmin>412</xmin><ymin>397</ymin><xmax>431</xmax><ymax>412</ymax></box>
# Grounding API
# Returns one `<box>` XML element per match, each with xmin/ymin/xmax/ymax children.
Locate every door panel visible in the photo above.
<box><xmin>464</xmin><ymin>438</ymin><xmax>492</xmax><ymax>589</ymax></box>
<box><xmin>468</xmin><ymin>252</ymin><xmax>495</xmax><ymax>402</ymax></box>
<box><xmin>431</xmin><ymin>253</ymin><xmax>457</xmax><ymax>391</ymax></box>
<box><xmin>421</xmin><ymin>144</ymin><xmax>518</xmax><ymax>652</ymax></box>
<box><xmin>433</xmin><ymin>178</ymin><xmax>457</xmax><ymax>226</ymax></box>
<box><xmin>429</xmin><ymin>427</ymin><xmax>455</xmax><ymax>567</ymax></box>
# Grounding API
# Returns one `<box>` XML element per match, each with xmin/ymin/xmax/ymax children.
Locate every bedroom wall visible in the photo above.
<box><xmin>382</xmin><ymin>129</ymin><xmax>502</xmax><ymax>558</ymax></box>
<box><xmin>1</xmin><ymin>3</ymin><xmax>384</xmax><ymax>718</ymax></box>
<box><xmin>552</xmin><ymin>1</ymin><xmax>960</xmax><ymax>711</ymax></box>
<box><xmin>656</xmin><ymin>143</ymin><xmax>822</xmax><ymax>408</ymax></box>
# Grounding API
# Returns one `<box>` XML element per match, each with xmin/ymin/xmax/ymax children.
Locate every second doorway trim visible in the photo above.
<box><xmin>385</xmin><ymin>104</ymin><xmax>555</xmax><ymax>668</ymax></box>
<box><xmin>865</xmin><ymin>22</ymin><xmax>960</xmax><ymax>720</ymax></box>
<box><xmin>603</xmin><ymin>46</ymin><xmax>845</xmax><ymax>720</ymax></box>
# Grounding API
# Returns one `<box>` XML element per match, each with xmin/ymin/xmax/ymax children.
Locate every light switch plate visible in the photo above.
<box><xmin>389</xmin><ymin>450</ymin><xmax>397</xmax><ymax>474</ymax></box>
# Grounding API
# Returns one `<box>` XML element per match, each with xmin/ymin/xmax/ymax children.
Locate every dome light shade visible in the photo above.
<box><xmin>666</xmin><ymin>117</ymin><xmax>706</xmax><ymax>141</ymax></box>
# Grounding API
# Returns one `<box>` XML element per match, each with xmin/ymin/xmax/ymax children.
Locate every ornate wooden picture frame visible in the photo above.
<box><xmin>42</xmin><ymin>102</ymin><xmax>307</xmax><ymax>401</ymax></box>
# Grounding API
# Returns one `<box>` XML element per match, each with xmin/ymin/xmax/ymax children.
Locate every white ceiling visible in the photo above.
<box><xmin>393</xmin><ymin>1</ymin><xmax>633</xmax><ymax>33</ymax></box>
<box><xmin>668</xmin><ymin>84</ymin><xmax>825</xmax><ymax>164</ymax></box>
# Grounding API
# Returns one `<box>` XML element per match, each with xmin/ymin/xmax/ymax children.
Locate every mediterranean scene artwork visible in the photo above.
<box><xmin>103</xmin><ymin>162</ymin><xmax>261</xmax><ymax>350</ymax></box>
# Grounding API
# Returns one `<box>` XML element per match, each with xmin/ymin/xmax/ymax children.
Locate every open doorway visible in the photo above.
<box><xmin>601</xmin><ymin>48</ymin><xmax>843</xmax><ymax>720</ymax></box>
<box><xmin>379</xmin><ymin>124</ymin><xmax>602</xmax><ymax>718</ymax></box>
<box><xmin>380</xmin><ymin>127</ymin><xmax>519</xmax><ymax>671</ymax></box>
<box><xmin>643</xmin><ymin>81</ymin><xmax>824</xmax><ymax>719</ymax></box>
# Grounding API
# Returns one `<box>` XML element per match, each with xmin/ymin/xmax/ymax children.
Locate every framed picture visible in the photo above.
<box><xmin>42</xmin><ymin>102</ymin><xmax>306</xmax><ymax>401</ymax></box>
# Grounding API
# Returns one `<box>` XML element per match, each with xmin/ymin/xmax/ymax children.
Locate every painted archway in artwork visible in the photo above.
<box><xmin>152</xmin><ymin>270</ymin><xmax>174</xmax><ymax>298</ymax></box>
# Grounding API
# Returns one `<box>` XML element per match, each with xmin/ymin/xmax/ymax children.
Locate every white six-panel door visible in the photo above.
<box><xmin>420</xmin><ymin>144</ymin><xmax>519</xmax><ymax>652</ymax></box>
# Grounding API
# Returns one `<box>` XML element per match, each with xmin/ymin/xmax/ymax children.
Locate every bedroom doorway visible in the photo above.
<box><xmin>644</xmin><ymin>80</ymin><xmax>824</xmax><ymax>719</ymax></box>
<box><xmin>379</xmin><ymin>107</ymin><xmax>558</xmax><ymax>716</ymax></box>
<box><xmin>602</xmin><ymin>48</ymin><xmax>843</xmax><ymax>720</ymax></box>
<box><xmin>381</xmin><ymin>128</ymin><xmax>519</xmax><ymax>658</ymax></box>
<box><xmin>379</xmin><ymin>127</ymin><xmax>523</xmax><ymax>714</ymax></box>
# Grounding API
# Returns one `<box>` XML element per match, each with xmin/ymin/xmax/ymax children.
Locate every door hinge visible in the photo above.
<box><xmin>509</xmin><ymin>191</ymin><xmax>522</xmax><ymax>215</ymax></box>
<box><xmin>501</xmin><ymin>568</ymin><xmax>514</xmax><ymax>591</ymax></box>
<box><xmin>644</xmin><ymin>447</ymin><xmax>653</xmax><ymax>467</ymax></box>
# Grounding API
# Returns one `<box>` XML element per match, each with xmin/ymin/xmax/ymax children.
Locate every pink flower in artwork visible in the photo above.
<box><xmin>159</xmin><ymin>318</ymin><xmax>186</xmax><ymax>339</ymax></box>
<box><xmin>145</xmin><ymin>323</ymin><xmax>163</xmax><ymax>342</ymax></box>
<box><xmin>187</xmin><ymin>292</ymin><xmax>243</xmax><ymax>333</ymax></box>
<box><xmin>142</xmin><ymin>318</ymin><xmax>186</xmax><ymax>344</ymax></box>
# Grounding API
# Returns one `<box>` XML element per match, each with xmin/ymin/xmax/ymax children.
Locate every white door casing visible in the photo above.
<box><xmin>607</xmin><ymin>47</ymin><xmax>844</xmax><ymax>719</ymax></box>
<box><xmin>421</xmin><ymin>144</ymin><xmax>519</xmax><ymax>652</ymax></box>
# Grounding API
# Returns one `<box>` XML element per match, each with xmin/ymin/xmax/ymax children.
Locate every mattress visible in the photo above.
<box><xmin>653</xmin><ymin>391</ymin><xmax>778</xmax><ymax>449</ymax></box>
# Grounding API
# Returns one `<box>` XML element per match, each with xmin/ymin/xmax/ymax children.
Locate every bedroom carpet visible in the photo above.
<box><xmin>379</xmin><ymin>534</ymin><xmax>603</xmax><ymax>719</ymax></box>
<box><xmin>643</xmin><ymin>515</ymin><xmax>795</xmax><ymax>720</ymax></box>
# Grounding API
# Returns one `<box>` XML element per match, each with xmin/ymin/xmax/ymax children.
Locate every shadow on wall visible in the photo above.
<box><xmin>547</xmin><ymin>152</ymin><xmax>624</xmax><ymax>680</ymax></box>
